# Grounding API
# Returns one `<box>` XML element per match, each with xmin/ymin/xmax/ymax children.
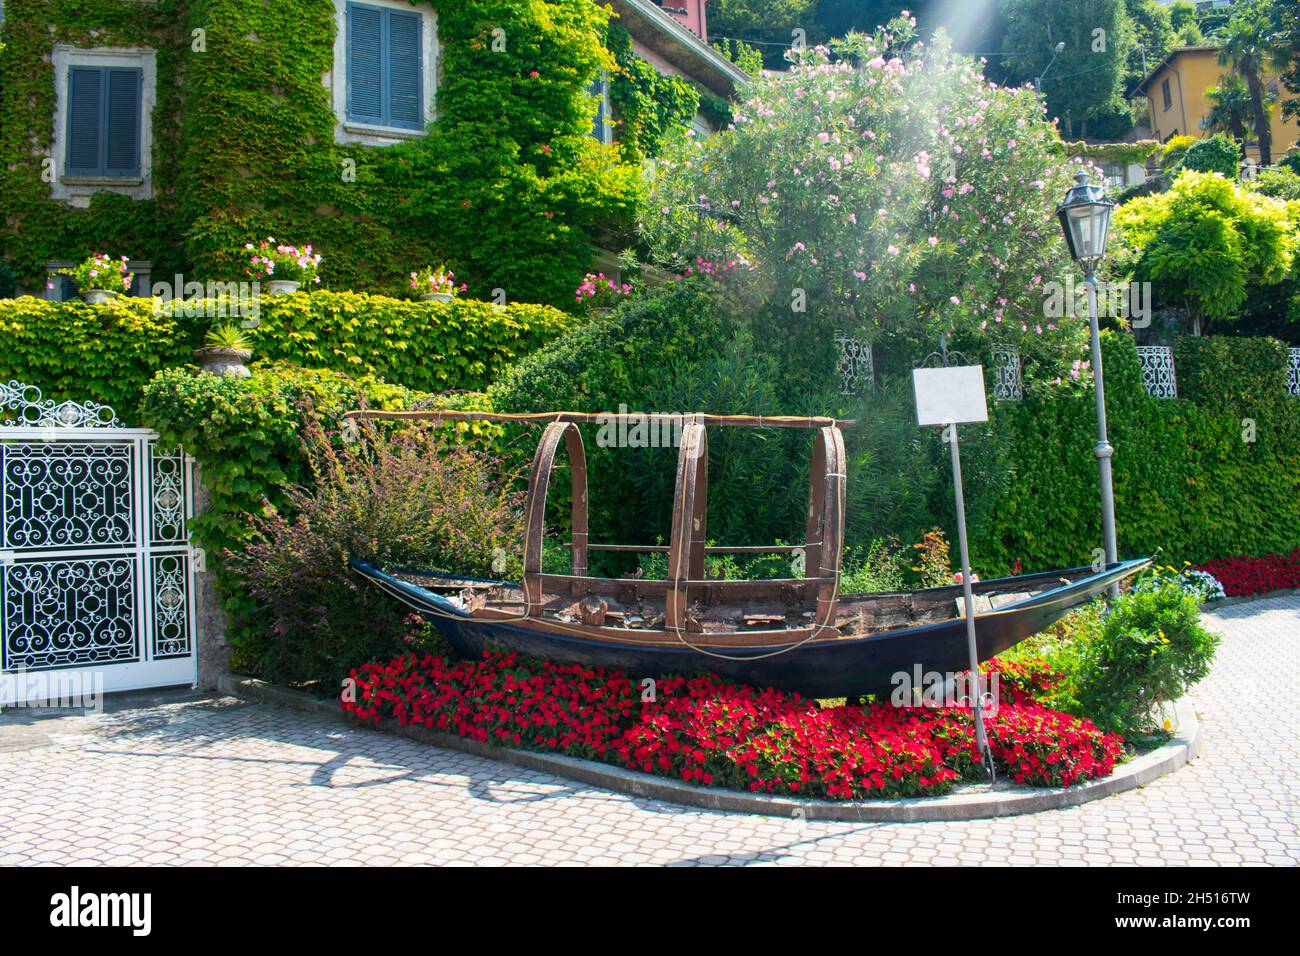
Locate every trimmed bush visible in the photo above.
<box><xmin>0</xmin><ymin>296</ymin><xmax>204</xmax><ymax>417</ymax></box>
<box><xmin>1180</xmin><ymin>134</ymin><xmax>1241</xmax><ymax>179</ymax></box>
<box><xmin>969</xmin><ymin>333</ymin><xmax>1300</xmax><ymax>572</ymax></box>
<box><xmin>242</xmin><ymin>292</ymin><xmax>577</xmax><ymax>394</ymax></box>
<box><xmin>0</xmin><ymin>292</ymin><xmax>576</xmax><ymax>417</ymax></box>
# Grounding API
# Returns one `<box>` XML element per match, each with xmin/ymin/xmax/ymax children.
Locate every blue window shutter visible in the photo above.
<box><xmin>104</xmin><ymin>68</ymin><xmax>142</xmax><ymax>176</ymax></box>
<box><xmin>348</xmin><ymin>3</ymin><xmax>384</xmax><ymax>124</ymax></box>
<box><xmin>66</xmin><ymin>66</ymin><xmax>103</xmax><ymax>174</ymax></box>
<box><xmin>386</xmin><ymin>9</ymin><xmax>422</xmax><ymax>128</ymax></box>
<box><xmin>587</xmin><ymin>75</ymin><xmax>608</xmax><ymax>142</ymax></box>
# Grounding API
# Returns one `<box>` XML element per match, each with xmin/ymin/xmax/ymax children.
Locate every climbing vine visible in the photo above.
<box><xmin>0</xmin><ymin>0</ymin><xmax>653</xmax><ymax>307</ymax></box>
<box><xmin>607</xmin><ymin>22</ymin><xmax>701</xmax><ymax>159</ymax></box>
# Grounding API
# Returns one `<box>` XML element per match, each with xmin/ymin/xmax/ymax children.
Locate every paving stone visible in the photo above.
<box><xmin>0</xmin><ymin>596</ymin><xmax>1296</xmax><ymax>865</ymax></box>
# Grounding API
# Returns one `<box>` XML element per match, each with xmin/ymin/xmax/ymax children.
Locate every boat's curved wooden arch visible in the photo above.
<box><xmin>522</xmin><ymin>421</ymin><xmax>588</xmax><ymax>613</ymax></box>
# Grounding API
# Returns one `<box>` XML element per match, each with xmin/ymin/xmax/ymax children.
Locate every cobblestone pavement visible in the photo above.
<box><xmin>1</xmin><ymin>597</ymin><xmax>1296</xmax><ymax>866</ymax></box>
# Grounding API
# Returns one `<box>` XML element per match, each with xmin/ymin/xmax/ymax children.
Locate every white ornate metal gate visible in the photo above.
<box><xmin>0</xmin><ymin>382</ymin><xmax>197</xmax><ymax>704</ymax></box>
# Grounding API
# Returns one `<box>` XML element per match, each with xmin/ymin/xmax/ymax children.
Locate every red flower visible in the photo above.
<box><xmin>341</xmin><ymin>649</ymin><xmax>1123</xmax><ymax>800</ymax></box>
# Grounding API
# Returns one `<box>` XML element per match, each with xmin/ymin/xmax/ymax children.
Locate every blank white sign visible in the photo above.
<box><xmin>912</xmin><ymin>365</ymin><xmax>989</xmax><ymax>426</ymax></box>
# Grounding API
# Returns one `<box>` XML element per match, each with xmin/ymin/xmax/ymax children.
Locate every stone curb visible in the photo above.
<box><xmin>1202</xmin><ymin>587</ymin><xmax>1300</xmax><ymax>611</ymax></box>
<box><xmin>217</xmin><ymin>674</ymin><xmax>1201</xmax><ymax>823</ymax></box>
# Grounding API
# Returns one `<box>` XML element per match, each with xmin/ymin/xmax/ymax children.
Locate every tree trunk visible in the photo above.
<box><xmin>1242</xmin><ymin>61</ymin><xmax>1273</xmax><ymax>166</ymax></box>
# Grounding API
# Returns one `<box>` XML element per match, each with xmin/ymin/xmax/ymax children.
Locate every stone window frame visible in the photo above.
<box><xmin>329</xmin><ymin>0</ymin><xmax>439</xmax><ymax>146</ymax></box>
<box><xmin>50</xmin><ymin>46</ymin><xmax>157</xmax><ymax>206</ymax></box>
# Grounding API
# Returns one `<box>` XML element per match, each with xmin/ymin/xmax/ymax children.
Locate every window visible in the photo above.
<box><xmin>1161</xmin><ymin>78</ymin><xmax>1172</xmax><ymax>112</ymax></box>
<box><xmin>1102</xmin><ymin>163</ymin><xmax>1125</xmax><ymax>190</ymax></box>
<box><xmin>51</xmin><ymin>47</ymin><xmax>156</xmax><ymax>204</ymax></box>
<box><xmin>346</xmin><ymin>1</ymin><xmax>423</xmax><ymax>129</ymax></box>
<box><xmin>64</xmin><ymin>66</ymin><xmax>142</xmax><ymax>177</ymax></box>
<box><xmin>587</xmin><ymin>72</ymin><xmax>611</xmax><ymax>144</ymax></box>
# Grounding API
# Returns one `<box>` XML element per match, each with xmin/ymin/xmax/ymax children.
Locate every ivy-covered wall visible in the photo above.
<box><xmin>0</xmin><ymin>0</ymin><xmax>187</xmax><ymax>285</ymax></box>
<box><xmin>0</xmin><ymin>0</ymin><xmax>709</xmax><ymax>307</ymax></box>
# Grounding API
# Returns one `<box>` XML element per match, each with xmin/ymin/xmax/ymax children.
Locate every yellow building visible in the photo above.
<box><xmin>1133</xmin><ymin>45</ymin><xmax>1300</xmax><ymax>163</ymax></box>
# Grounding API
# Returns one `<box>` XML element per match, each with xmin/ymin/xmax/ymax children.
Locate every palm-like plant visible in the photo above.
<box><xmin>1202</xmin><ymin>76</ymin><xmax>1254</xmax><ymax>155</ymax></box>
<box><xmin>1216</xmin><ymin>2</ymin><xmax>1278</xmax><ymax>165</ymax></box>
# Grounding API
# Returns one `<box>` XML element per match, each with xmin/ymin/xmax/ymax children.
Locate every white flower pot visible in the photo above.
<box><xmin>266</xmin><ymin>280</ymin><xmax>301</xmax><ymax>295</ymax></box>
<box><xmin>79</xmin><ymin>289</ymin><xmax>118</xmax><ymax>305</ymax></box>
<box><xmin>419</xmin><ymin>292</ymin><xmax>454</xmax><ymax>303</ymax></box>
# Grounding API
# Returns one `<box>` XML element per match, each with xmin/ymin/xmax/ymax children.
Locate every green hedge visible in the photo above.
<box><xmin>244</xmin><ymin>292</ymin><xmax>577</xmax><ymax>393</ymax></box>
<box><xmin>969</xmin><ymin>333</ymin><xmax>1300</xmax><ymax>572</ymax></box>
<box><xmin>0</xmin><ymin>292</ymin><xmax>576</xmax><ymax>416</ymax></box>
<box><xmin>0</xmin><ymin>296</ymin><xmax>201</xmax><ymax>417</ymax></box>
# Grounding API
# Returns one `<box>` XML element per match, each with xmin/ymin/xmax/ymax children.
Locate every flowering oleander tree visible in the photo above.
<box><xmin>642</xmin><ymin>16</ymin><xmax>1090</xmax><ymax>374</ymax></box>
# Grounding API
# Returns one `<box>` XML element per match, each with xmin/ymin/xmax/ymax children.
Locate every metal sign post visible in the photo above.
<box><xmin>912</xmin><ymin>361</ymin><xmax>995</xmax><ymax>777</ymax></box>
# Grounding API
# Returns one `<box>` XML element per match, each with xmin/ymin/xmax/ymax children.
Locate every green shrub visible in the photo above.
<box><xmin>1072</xmin><ymin>579</ymin><xmax>1220</xmax><ymax>736</ymax></box>
<box><xmin>1005</xmin><ymin>578</ymin><xmax>1219</xmax><ymax>738</ymax></box>
<box><xmin>1110</xmin><ymin>169</ymin><xmax>1295</xmax><ymax>332</ymax></box>
<box><xmin>140</xmin><ymin>363</ymin><xmax>427</xmax><ymax>673</ymax></box>
<box><xmin>840</xmin><ymin>538</ymin><xmax>910</xmax><ymax>594</ymax></box>
<box><xmin>488</xmin><ymin>280</ymin><xmax>974</xmax><ymax>556</ymax></box>
<box><xmin>1249</xmin><ymin>166</ymin><xmax>1300</xmax><ymax>201</ymax></box>
<box><xmin>1159</xmin><ymin>134</ymin><xmax>1198</xmax><ymax>172</ymax></box>
<box><xmin>242</xmin><ymin>292</ymin><xmax>578</xmax><ymax>393</ymax></box>
<box><xmin>1172</xmin><ymin>335</ymin><xmax>1289</xmax><ymax>410</ymax></box>
<box><xmin>1179</xmin><ymin>134</ymin><xmax>1241</xmax><ymax>178</ymax></box>
<box><xmin>223</xmin><ymin>415</ymin><xmax>525</xmax><ymax>688</ymax></box>
<box><xmin>641</xmin><ymin>24</ymin><xmax>1080</xmax><ymax>365</ymax></box>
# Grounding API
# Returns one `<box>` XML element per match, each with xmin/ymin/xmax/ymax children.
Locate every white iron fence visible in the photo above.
<box><xmin>835</xmin><ymin>331</ymin><xmax>873</xmax><ymax>395</ymax></box>
<box><xmin>990</xmin><ymin>345</ymin><xmax>1024</xmax><ymax>402</ymax></box>
<box><xmin>0</xmin><ymin>382</ymin><xmax>197</xmax><ymax>705</ymax></box>
<box><xmin>1136</xmin><ymin>345</ymin><xmax>1178</xmax><ymax>399</ymax></box>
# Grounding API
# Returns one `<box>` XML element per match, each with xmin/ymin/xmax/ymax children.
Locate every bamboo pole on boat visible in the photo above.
<box><xmin>343</xmin><ymin>409</ymin><xmax>855</xmax><ymax>429</ymax></box>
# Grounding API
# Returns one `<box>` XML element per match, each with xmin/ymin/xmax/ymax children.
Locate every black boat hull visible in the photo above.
<box><xmin>351</xmin><ymin>559</ymin><xmax>1149</xmax><ymax>699</ymax></box>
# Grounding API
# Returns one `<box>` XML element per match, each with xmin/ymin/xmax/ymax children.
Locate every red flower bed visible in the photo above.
<box><xmin>1196</xmin><ymin>549</ymin><xmax>1300</xmax><ymax>597</ymax></box>
<box><xmin>343</xmin><ymin>650</ymin><xmax>1122</xmax><ymax>800</ymax></box>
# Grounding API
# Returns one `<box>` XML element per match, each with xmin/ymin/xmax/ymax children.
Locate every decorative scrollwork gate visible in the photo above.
<box><xmin>0</xmin><ymin>382</ymin><xmax>197</xmax><ymax>704</ymax></box>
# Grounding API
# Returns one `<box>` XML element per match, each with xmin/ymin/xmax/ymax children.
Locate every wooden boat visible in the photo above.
<box><xmin>347</xmin><ymin>409</ymin><xmax>1150</xmax><ymax>699</ymax></box>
